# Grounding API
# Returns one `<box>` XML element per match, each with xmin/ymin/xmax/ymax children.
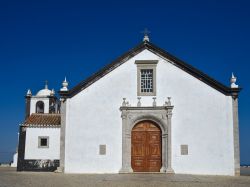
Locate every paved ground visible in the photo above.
<box><xmin>0</xmin><ymin>167</ymin><xmax>250</xmax><ymax>187</ymax></box>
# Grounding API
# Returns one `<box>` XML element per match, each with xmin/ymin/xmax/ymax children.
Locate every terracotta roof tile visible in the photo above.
<box><xmin>22</xmin><ymin>113</ymin><xmax>61</xmax><ymax>127</ymax></box>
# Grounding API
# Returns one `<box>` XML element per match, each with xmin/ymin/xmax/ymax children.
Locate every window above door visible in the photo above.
<box><xmin>135</xmin><ymin>60</ymin><xmax>158</xmax><ymax>96</ymax></box>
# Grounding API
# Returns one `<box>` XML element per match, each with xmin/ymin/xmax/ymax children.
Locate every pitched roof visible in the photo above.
<box><xmin>59</xmin><ymin>41</ymin><xmax>241</xmax><ymax>98</ymax></box>
<box><xmin>22</xmin><ymin>113</ymin><xmax>61</xmax><ymax>127</ymax></box>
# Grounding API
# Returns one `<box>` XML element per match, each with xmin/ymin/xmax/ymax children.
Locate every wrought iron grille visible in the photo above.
<box><xmin>140</xmin><ymin>69</ymin><xmax>153</xmax><ymax>93</ymax></box>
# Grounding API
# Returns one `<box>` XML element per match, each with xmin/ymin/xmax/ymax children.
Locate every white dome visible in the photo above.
<box><xmin>36</xmin><ymin>88</ymin><xmax>52</xmax><ymax>97</ymax></box>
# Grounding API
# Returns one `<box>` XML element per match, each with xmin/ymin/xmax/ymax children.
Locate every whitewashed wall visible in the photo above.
<box><xmin>30</xmin><ymin>97</ymin><xmax>50</xmax><ymax>114</ymax></box>
<box><xmin>25</xmin><ymin>127</ymin><xmax>60</xmax><ymax>160</ymax></box>
<box><xmin>64</xmin><ymin>49</ymin><xmax>234</xmax><ymax>175</ymax></box>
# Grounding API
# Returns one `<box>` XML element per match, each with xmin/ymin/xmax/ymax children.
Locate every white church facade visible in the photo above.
<box><xmin>17</xmin><ymin>36</ymin><xmax>241</xmax><ymax>176</ymax></box>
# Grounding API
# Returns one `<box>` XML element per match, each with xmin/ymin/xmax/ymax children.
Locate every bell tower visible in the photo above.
<box><xmin>25</xmin><ymin>81</ymin><xmax>59</xmax><ymax>118</ymax></box>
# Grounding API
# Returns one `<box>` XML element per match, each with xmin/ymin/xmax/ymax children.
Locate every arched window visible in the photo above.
<box><xmin>36</xmin><ymin>101</ymin><xmax>44</xmax><ymax>113</ymax></box>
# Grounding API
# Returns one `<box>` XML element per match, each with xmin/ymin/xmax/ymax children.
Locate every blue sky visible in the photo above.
<box><xmin>0</xmin><ymin>0</ymin><xmax>249</xmax><ymax>164</ymax></box>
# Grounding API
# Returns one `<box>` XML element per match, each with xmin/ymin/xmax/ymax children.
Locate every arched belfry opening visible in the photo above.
<box><xmin>132</xmin><ymin>120</ymin><xmax>162</xmax><ymax>172</ymax></box>
<box><xmin>36</xmin><ymin>101</ymin><xmax>44</xmax><ymax>113</ymax></box>
<box><xmin>119</xmin><ymin>98</ymin><xmax>174</xmax><ymax>173</ymax></box>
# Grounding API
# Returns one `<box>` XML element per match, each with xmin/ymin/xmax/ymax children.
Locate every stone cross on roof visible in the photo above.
<box><xmin>45</xmin><ymin>80</ymin><xmax>48</xmax><ymax>89</ymax></box>
<box><xmin>141</xmin><ymin>28</ymin><xmax>150</xmax><ymax>42</ymax></box>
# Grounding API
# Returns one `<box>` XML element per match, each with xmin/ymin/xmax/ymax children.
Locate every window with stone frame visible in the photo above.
<box><xmin>38</xmin><ymin>136</ymin><xmax>49</xmax><ymax>148</ymax></box>
<box><xmin>135</xmin><ymin>60</ymin><xmax>158</xmax><ymax>96</ymax></box>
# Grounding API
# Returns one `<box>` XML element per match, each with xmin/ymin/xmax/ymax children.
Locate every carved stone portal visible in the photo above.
<box><xmin>119</xmin><ymin>105</ymin><xmax>174</xmax><ymax>173</ymax></box>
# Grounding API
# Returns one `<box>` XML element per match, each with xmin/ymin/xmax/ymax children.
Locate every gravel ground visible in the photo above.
<box><xmin>0</xmin><ymin>167</ymin><xmax>250</xmax><ymax>187</ymax></box>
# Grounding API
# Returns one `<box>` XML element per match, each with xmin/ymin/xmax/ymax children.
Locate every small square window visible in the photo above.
<box><xmin>38</xmin><ymin>137</ymin><xmax>49</xmax><ymax>148</ymax></box>
<box><xmin>40</xmin><ymin>138</ymin><xmax>47</xmax><ymax>146</ymax></box>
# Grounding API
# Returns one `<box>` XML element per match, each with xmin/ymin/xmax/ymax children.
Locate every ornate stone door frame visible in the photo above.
<box><xmin>119</xmin><ymin>104</ymin><xmax>174</xmax><ymax>173</ymax></box>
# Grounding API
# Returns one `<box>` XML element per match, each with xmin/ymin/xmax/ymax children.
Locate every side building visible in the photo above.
<box><xmin>17</xmin><ymin>83</ymin><xmax>61</xmax><ymax>171</ymax></box>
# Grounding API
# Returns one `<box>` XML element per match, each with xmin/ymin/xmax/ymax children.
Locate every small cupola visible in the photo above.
<box><xmin>36</xmin><ymin>81</ymin><xmax>53</xmax><ymax>97</ymax></box>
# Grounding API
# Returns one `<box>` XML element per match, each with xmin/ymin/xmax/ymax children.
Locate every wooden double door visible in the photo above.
<box><xmin>131</xmin><ymin>121</ymin><xmax>162</xmax><ymax>172</ymax></box>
